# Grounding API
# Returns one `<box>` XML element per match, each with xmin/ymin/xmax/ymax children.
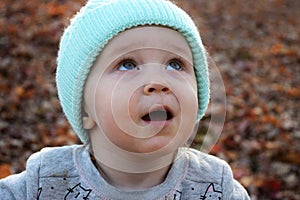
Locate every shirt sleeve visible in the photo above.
<box><xmin>0</xmin><ymin>172</ymin><xmax>27</xmax><ymax>200</ymax></box>
<box><xmin>221</xmin><ymin>160</ymin><xmax>251</xmax><ymax>199</ymax></box>
<box><xmin>0</xmin><ymin>150</ymin><xmax>42</xmax><ymax>200</ymax></box>
<box><xmin>232</xmin><ymin>179</ymin><xmax>251</xmax><ymax>200</ymax></box>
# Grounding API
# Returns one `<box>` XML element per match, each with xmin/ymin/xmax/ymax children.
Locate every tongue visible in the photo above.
<box><xmin>142</xmin><ymin>110</ymin><xmax>168</xmax><ymax>121</ymax></box>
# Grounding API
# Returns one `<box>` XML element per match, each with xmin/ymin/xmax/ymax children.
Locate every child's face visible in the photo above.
<box><xmin>83</xmin><ymin>26</ymin><xmax>198</xmax><ymax>154</ymax></box>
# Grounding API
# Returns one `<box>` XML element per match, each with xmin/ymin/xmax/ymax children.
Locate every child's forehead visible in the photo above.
<box><xmin>100</xmin><ymin>26</ymin><xmax>193</xmax><ymax>61</ymax></box>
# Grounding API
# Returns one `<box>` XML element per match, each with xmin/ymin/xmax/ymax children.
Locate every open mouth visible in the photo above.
<box><xmin>141</xmin><ymin>108</ymin><xmax>173</xmax><ymax>122</ymax></box>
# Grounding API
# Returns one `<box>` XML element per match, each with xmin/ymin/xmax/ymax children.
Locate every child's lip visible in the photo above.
<box><xmin>143</xmin><ymin>120</ymin><xmax>173</xmax><ymax>126</ymax></box>
<box><xmin>141</xmin><ymin>105</ymin><xmax>174</xmax><ymax>124</ymax></box>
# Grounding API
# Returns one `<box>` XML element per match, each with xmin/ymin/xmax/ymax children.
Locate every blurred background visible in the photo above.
<box><xmin>0</xmin><ymin>0</ymin><xmax>299</xmax><ymax>199</ymax></box>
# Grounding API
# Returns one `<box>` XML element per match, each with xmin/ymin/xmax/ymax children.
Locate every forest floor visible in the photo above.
<box><xmin>1</xmin><ymin>0</ymin><xmax>299</xmax><ymax>199</ymax></box>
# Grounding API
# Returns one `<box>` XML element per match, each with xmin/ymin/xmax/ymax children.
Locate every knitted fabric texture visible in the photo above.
<box><xmin>56</xmin><ymin>0</ymin><xmax>210</xmax><ymax>143</ymax></box>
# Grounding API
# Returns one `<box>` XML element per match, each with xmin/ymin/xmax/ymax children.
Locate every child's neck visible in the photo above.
<box><xmin>95</xmin><ymin>162</ymin><xmax>172</xmax><ymax>190</ymax></box>
<box><xmin>89</xmin><ymin>129</ymin><xmax>178</xmax><ymax>190</ymax></box>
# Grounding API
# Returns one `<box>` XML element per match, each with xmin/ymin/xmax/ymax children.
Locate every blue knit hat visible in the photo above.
<box><xmin>56</xmin><ymin>0</ymin><xmax>209</xmax><ymax>143</ymax></box>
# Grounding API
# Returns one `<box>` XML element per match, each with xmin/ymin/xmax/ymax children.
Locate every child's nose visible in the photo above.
<box><xmin>143</xmin><ymin>83</ymin><xmax>171</xmax><ymax>95</ymax></box>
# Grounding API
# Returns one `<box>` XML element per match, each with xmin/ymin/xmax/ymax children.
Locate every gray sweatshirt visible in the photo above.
<box><xmin>0</xmin><ymin>145</ymin><xmax>250</xmax><ymax>199</ymax></box>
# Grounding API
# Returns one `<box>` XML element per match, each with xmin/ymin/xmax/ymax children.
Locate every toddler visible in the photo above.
<box><xmin>0</xmin><ymin>0</ymin><xmax>250</xmax><ymax>199</ymax></box>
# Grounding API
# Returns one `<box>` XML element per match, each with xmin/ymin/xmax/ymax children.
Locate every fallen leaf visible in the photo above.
<box><xmin>0</xmin><ymin>164</ymin><xmax>11</xmax><ymax>179</ymax></box>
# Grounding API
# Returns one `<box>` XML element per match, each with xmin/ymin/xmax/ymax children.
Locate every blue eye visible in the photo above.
<box><xmin>166</xmin><ymin>60</ymin><xmax>183</xmax><ymax>71</ymax></box>
<box><xmin>118</xmin><ymin>60</ymin><xmax>139</xmax><ymax>71</ymax></box>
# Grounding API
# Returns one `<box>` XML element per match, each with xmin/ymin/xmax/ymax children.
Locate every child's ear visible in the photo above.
<box><xmin>82</xmin><ymin>101</ymin><xmax>96</xmax><ymax>130</ymax></box>
<box><xmin>82</xmin><ymin>115</ymin><xmax>96</xmax><ymax>130</ymax></box>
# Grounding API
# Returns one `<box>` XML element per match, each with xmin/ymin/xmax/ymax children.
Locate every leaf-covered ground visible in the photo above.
<box><xmin>0</xmin><ymin>0</ymin><xmax>299</xmax><ymax>199</ymax></box>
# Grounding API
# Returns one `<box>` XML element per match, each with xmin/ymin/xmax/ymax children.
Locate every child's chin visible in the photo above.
<box><xmin>129</xmin><ymin>136</ymin><xmax>181</xmax><ymax>155</ymax></box>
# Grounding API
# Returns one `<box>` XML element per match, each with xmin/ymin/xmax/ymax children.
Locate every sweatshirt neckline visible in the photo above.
<box><xmin>74</xmin><ymin>145</ymin><xmax>189</xmax><ymax>199</ymax></box>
